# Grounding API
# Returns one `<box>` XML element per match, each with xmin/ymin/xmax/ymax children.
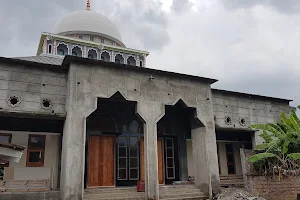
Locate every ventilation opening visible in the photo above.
<box><xmin>10</xmin><ymin>97</ymin><xmax>18</xmax><ymax>105</ymax></box>
<box><xmin>42</xmin><ymin>99</ymin><xmax>52</xmax><ymax>110</ymax></box>
<box><xmin>225</xmin><ymin>116</ymin><xmax>232</xmax><ymax>125</ymax></box>
<box><xmin>240</xmin><ymin>118</ymin><xmax>246</xmax><ymax>126</ymax></box>
<box><xmin>8</xmin><ymin>96</ymin><xmax>20</xmax><ymax>107</ymax></box>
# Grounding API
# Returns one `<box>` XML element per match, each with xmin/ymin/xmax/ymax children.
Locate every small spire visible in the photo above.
<box><xmin>86</xmin><ymin>0</ymin><xmax>91</xmax><ymax>10</ymax></box>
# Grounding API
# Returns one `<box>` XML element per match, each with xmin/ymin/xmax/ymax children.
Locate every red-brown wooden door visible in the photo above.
<box><xmin>140</xmin><ymin>138</ymin><xmax>164</xmax><ymax>184</ymax></box>
<box><xmin>88</xmin><ymin>135</ymin><xmax>115</xmax><ymax>187</ymax></box>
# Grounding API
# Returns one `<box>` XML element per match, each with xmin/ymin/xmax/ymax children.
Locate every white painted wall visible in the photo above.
<box><xmin>2</xmin><ymin>131</ymin><xmax>60</xmax><ymax>189</ymax></box>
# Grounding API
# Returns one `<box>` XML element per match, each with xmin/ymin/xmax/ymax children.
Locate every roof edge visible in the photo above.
<box><xmin>212</xmin><ymin>88</ymin><xmax>293</xmax><ymax>102</ymax></box>
<box><xmin>62</xmin><ymin>56</ymin><xmax>218</xmax><ymax>84</ymax></box>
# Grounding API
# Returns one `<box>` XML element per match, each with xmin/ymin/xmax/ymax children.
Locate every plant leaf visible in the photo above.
<box><xmin>248</xmin><ymin>153</ymin><xmax>276</xmax><ymax>163</ymax></box>
<box><xmin>255</xmin><ymin>143</ymin><xmax>268</xmax><ymax>150</ymax></box>
<box><xmin>287</xmin><ymin>153</ymin><xmax>300</xmax><ymax>160</ymax></box>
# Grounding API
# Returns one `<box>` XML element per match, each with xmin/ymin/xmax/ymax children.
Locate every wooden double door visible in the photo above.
<box><xmin>87</xmin><ymin>135</ymin><xmax>173</xmax><ymax>187</ymax></box>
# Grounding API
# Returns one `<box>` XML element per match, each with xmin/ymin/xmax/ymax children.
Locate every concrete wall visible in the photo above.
<box><xmin>217</xmin><ymin>142</ymin><xmax>227</xmax><ymax>176</ymax></box>
<box><xmin>186</xmin><ymin>140</ymin><xmax>194</xmax><ymax>177</ymax></box>
<box><xmin>60</xmin><ymin>62</ymin><xmax>219</xmax><ymax>200</ymax></box>
<box><xmin>212</xmin><ymin>90</ymin><xmax>292</xmax><ymax>145</ymax></box>
<box><xmin>2</xmin><ymin>131</ymin><xmax>61</xmax><ymax>189</ymax></box>
<box><xmin>0</xmin><ymin>62</ymin><xmax>66</xmax><ymax>116</ymax></box>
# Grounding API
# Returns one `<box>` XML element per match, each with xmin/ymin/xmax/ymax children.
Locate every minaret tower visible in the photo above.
<box><xmin>86</xmin><ymin>0</ymin><xmax>91</xmax><ymax>11</ymax></box>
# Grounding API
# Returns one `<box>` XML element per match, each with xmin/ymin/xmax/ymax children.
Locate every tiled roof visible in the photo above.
<box><xmin>13</xmin><ymin>55</ymin><xmax>64</xmax><ymax>66</ymax></box>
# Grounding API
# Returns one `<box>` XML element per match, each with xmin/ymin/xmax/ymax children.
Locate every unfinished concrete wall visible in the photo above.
<box><xmin>212</xmin><ymin>90</ymin><xmax>292</xmax><ymax>145</ymax></box>
<box><xmin>60</xmin><ymin>62</ymin><xmax>219</xmax><ymax>200</ymax></box>
<box><xmin>2</xmin><ymin>131</ymin><xmax>61</xmax><ymax>189</ymax></box>
<box><xmin>0</xmin><ymin>62</ymin><xmax>67</xmax><ymax>115</ymax></box>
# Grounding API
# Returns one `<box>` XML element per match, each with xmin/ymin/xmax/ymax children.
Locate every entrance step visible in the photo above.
<box><xmin>84</xmin><ymin>185</ymin><xmax>208</xmax><ymax>200</ymax></box>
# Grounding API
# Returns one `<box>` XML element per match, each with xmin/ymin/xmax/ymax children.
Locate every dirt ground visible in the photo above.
<box><xmin>214</xmin><ymin>187</ymin><xmax>267</xmax><ymax>200</ymax></box>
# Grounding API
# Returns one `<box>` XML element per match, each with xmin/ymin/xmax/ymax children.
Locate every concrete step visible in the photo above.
<box><xmin>84</xmin><ymin>186</ymin><xmax>208</xmax><ymax>200</ymax></box>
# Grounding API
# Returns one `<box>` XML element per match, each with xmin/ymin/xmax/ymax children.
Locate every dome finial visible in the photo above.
<box><xmin>86</xmin><ymin>0</ymin><xmax>91</xmax><ymax>10</ymax></box>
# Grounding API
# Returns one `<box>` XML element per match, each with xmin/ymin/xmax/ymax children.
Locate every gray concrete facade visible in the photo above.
<box><xmin>0</xmin><ymin>56</ymin><xmax>293</xmax><ymax>200</ymax></box>
<box><xmin>59</xmin><ymin>58</ymin><xmax>219</xmax><ymax>200</ymax></box>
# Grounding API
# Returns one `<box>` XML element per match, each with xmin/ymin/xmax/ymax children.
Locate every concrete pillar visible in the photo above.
<box><xmin>138</xmin><ymin>101</ymin><xmax>164</xmax><ymax>200</ymax></box>
<box><xmin>191</xmin><ymin>126</ymin><xmax>212</xmax><ymax>197</ymax></box>
<box><xmin>60</xmin><ymin>65</ymin><xmax>96</xmax><ymax>200</ymax></box>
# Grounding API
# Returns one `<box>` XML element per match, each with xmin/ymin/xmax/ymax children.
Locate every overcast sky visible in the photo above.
<box><xmin>0</xmin><ymin>0</ymin><xmax>299</xmax><ymax>108</ymax></box>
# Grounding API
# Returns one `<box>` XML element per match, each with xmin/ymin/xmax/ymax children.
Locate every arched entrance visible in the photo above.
<box><xmin>157</xmin><ymin>100</ymin><xmax>199</xmax><ymax>184</ymax></box>
<box><xmin>85</xmin><ymin>93</ymin><xmax>144</xmax><ymax>187</ymax></box>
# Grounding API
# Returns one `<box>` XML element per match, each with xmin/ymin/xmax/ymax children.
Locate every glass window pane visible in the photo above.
<box><xmin>167</xmin><ymin>158</ymin><xmax>174</xmax><ymax>167</ymax></box>
<box><xmin>130</xmin><ymin>147</ymin><xmax>137</xmax><ymax>157</ymax></box>
<box><xmin>227</xmin><ymin>155</ymin><xmax>234</xmax><ymax>163</ymax></box>
<box><xmin>118</xmin><ymin>137</ymin><xmax>127</xmax><ymax>146</ymax></box>
<box><xmin>130</xmin><ymin>169</ymin><xmax>138</xmax><ymax>179</ymax></box>
<box><xmin>29</xmin><ymin>136</ymin><xmax>45</xmax><ymax>149</ymax></box>
<box><xmin>130</xmin><ymin>158</ymin><xmax>138</xmax><ymax>168</ymax></box>
<box><xmin>166</xmin><ymin>148</ymin><xmax>173</xmax><ymax>157</ymax></box>
<box><xmin>28</xmin><ymin>151</ymin><xmax>43</xmax><ymax>163</ymax></box>
<box><xmin>129</xmin><ymin>137</ymin><xmax>137</xmax><ymax>146</ymax></box>
<box><xmin>119</xmin><ymin>147</ymin><xmax>127</xmax><ymax>157</ymax></box>
<box><xmin>118</xmin><ymin>169</ymin><xmax>127</xmax><ymax>180</ymax></box>
<box><xmin>119</xmin><ymin>158</ymin><xmax>127</xmax><ymax>168</ymax></box>
<box><xmin>0</xmin><ymin>135</ymin><xmax>10</xmax><ymax>143</ymax></box>
<box><xmin>129</xmin><ymin>121</ymin><xmax>139</xmax><ymax>133</ymax></box>
<box><xmin>166</xmin><ymin>139</ymin><xmax>173</xmax><ymax>147</ymax></box>
<box><xmin>167</xmin><ymin>168</ymin><xmax>174</xmax><ymax>178</ymax></box>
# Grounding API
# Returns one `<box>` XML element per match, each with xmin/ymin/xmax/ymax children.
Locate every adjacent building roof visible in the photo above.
<box><xmin>212</xmin><ymin>88</ymin><xmax>293</xmax><ymax>103</ymax></box>
<box><xmin>14</xmin><ymin>55</ymin><xmax>64</xmax><ymax>66</ymax></box>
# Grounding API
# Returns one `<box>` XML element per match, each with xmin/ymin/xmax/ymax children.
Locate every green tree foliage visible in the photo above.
<box><xmin>248</xmin><ymin>106</ymin><xmax>300</xmax><ymax>177</ymax></box>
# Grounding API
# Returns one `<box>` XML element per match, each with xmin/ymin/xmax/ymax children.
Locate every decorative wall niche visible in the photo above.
<box><xmin>7</xmin><ymin>96</ymin><xmax>21</xmax><ymax>107</ymax></box>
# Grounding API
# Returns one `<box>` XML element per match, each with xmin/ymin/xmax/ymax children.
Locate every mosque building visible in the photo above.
<box><xmin>0</xmin><ymin>1</ymin><xmax>293</xmax><ymax>200</ymax></box>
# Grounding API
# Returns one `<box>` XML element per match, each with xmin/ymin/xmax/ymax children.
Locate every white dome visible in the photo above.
<box><xmin>53</xmin><ymin>10</ymin><xmax>124</xmax><ymax>46</ymax></box>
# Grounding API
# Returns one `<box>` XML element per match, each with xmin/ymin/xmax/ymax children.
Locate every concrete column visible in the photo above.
<box><xmin>60</xmin><ymin>65</ymin><xmax>96</xmax><ymax>200</ymax></box>
<box><xmin>138</xmin><ymin>101</ymin><xmax>164</xmax><ymax>200</ymax></box>
<box><xmin>191</xmin><ymin>126</ymin><xmax>212</xmax><ymax>197</ymax></box>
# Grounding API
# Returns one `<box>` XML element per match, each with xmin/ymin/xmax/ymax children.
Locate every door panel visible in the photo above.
<box><xmin>88</xmin><ymin>135</ymin><xmax>114</xmax><ymax>187</ymax></box>
<box><xmin>140</xmin><ymin>138</ymin><xmax>164</xmax><ymax>184</ymax></box>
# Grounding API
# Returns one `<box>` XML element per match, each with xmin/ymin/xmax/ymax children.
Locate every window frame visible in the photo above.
<box><xmin>0</xmin><ymin>133</ymin><xmax>12</xmax><ymax>172</ymax></box>
<box><xmin>0</xmin><ymin>133</ymin><xmax>12</xmax><ymax>143</ymax></box>
<box><xmin>26</xmin><ymin>134</ymin><xmax>46</xmax><ymax>167</ymax></box>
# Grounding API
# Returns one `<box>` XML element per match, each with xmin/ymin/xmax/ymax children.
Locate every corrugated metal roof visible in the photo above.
<box><xmin>13</xmin><ymin>55</ymin><xmax>64</xmax><ymax>66</ymax></box>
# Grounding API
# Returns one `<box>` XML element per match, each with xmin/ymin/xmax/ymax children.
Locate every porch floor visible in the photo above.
<box><xmin>84</xmin><ymin>185</ymin><xmax>208</xmax><ymax>200</ymax></box>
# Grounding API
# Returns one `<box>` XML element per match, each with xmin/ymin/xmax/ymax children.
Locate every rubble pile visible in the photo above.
<box><xmin>214</xmin><ymin>188</ymin><xmax>266</xmax><ymax>200</ymax></box>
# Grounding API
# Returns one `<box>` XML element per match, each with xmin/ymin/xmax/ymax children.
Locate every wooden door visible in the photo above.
<box><xmin>140</xmin><ymin>138</ymin><xmax>164</xmax><ymax>184</ymax></box>
<box><xmin>88</xmin><ymin>135</ymin><xmax>115</xmax><ymax>187</ymax></box>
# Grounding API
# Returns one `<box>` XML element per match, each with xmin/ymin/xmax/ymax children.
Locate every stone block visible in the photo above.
<box><xmin>214</xmin><ymin>97</ymin><xmax>224</xmax><ymax>105</ymax></box>
<box><xmin>41</xmin><ymin>94</ymin><xmax>66</xmax><ymax>104</ymax></box>
<box><xmin>0</xmin><ymin>70</ymin><xmax>10</xmax><ymax>80</ymax></box>
<box><xmin>10</xmin><ymin>71</ymin><xmax>42</xmax><ymax>83</ymax></box>
<box><xmin>0</xmin><ymin>80</ymin><xmax>8</xmax><ymax>90</ymax></box>
<box><xmin>23</xmin><ymin>93</ymin><xmax>41</xmax><ymax>102</ymax></box>
<box><xmin>0</xmin><ymin>90</ymin><xmax>7</xmax><ymax>100</ymax></box>
<box><xmin>41</xmin><ymin>85</ymin><xmax>67</xmax><ymax>96</ymax></box>
<box><xmin>53</xmin><ymin>104</ymin><xmax>66</xmax><ymax>113</ymax></box>
<box><xmin>42</xmin><ymin>75</ymin><xmax>67</xmax><ymax>87</ymax></box>
<box><xmin>257</xmin><ymin>110</ymin><xmax>266</xmax><ymax>117</ymax></box>
<box><xmin>23</xmin><ymin>101</ymin><xmax>40</xmax><ymax>111</ymax></box>
<box><xmin>27</xmin><ymin>84</ymin><xmax>41</xmax><ymax>93</ymax></box>
<box><xmin>224</xmin><ymin>105</ymin><xmax>233</xmax><ymax>113</ymax></box>
<box><xmin>8</xmin><ymin>81</ymin><xmax>28</xmax><ymax>91</ymax></box>
<box><xmin>238</xmin><ymin>108</ymin><xmax>250</xmax><ymax>115</ymax></box>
